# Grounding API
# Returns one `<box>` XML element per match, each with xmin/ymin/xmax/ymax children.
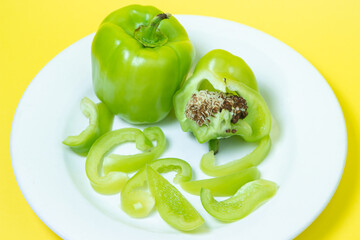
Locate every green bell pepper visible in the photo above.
<box><xmin>201</xmin><ymin>179</ymin><xmax>277</xmax><ymax>222</ymax></box>
<box><xmin>85</xmin><ymin>127</ymin><xmax>162</xmax><ymax>194</ymax></box>
<box><xmin>121</xmin><ymin>158</ymin><xmax>192</xmax><ymax>218</ymax></box>
<box><xmin>103</xmin><ymin>126</ymin><xmax>166</xmax><ymax>174</ymax></box>
<box><xmin>180</xmin><ymin>167</ymin><xmax>260</xmax><ymax>196</ymax></box>
<box><xmin>201</xmin><ymin>136</ymin><xmax>271</xmax><ymax>177</ymax></box>
<box><xmin>147</xmin><ymin>165</ymin><xmax>204</xmax><ymax>231</ymax></box>
<box><xmin>173</xmin><ymin>49</ymin><xmax>271</xmax><ymax>143</ymax></box>
<box><xmin>92</xmin><ymin>4</ymin><xmax>195</xmax><ymax>124</ymax></box>
<box><xmin>63</xmin><ymin>97</ymin><xmax>114</xmax><ymax>155</ymax></box>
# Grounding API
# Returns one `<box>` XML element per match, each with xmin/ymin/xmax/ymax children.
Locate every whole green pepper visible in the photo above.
<box><xmin>92</xmin><ymin>4</ymin><xmax>195</xmax><ymax>124</ymax></box>
<box><xmin>173</xmin><ymin>49</ymin><xmax>271</xmax><ymax>143</ymax></box>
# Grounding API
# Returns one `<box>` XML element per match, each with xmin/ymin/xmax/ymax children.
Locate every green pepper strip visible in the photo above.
<box><xmin>180</xmin><ymin>167</ymin><xmax>260</xmax><ymax>197</ymax></box>
<box><xmin>201</xmin><ymin>136</ymin><xmax>271</xmax><ymax>177</ymax></box>
<box><xmin>121</xmin><ymin>158</ymin><xmax>192</xmax><ymax>218</ymax></box>
<box><xmin>85</xmin><ymin>128</ymin><xmax>155</xmax><ymax>195</ymax></box>
<box><xmin>103</xmin><ymin>127</ymin><xmax>166</xmax><ymax>174</ymax></box>
<box><xmin>201</xmin><ymin>179</ymin><xmax>277</xmax><ymax>222</ymax></box>
<box><xmin>147</xmin><ymin>165</ymin><xmax>204</xmax><ymax>231</ymax></box>
<box><xmin>63</xmin><ymin>97</ymin><xmax>114</xmax><ymax>155</ymax></box>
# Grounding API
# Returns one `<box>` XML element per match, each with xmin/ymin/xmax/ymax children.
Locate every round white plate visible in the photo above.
<box><xmin>11</xmin><ymin>15</ymin><xmax>347</xmax><ymax>240</ymax></box>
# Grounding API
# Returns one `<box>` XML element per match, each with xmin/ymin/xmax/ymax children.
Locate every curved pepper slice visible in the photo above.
<box><xmin>173</xmin><ymin>49</ymin><xmax>271</xmax><ymax>143</ymax></box>
<box><xmin>147</xmin><ymin>166</ymin><xmax>204</xmax><ymax>231</ymax></box>
<box><xmin>200</xmin><ymin>179</ymin><xmax>277</xmax><ymax>222</ymax></box>
<box><xmin>121</xmin><ymin>158</ymin><xmax>192</xmax><ymax>218</ymax></box>
<box><xmin>120</xmin><ymin>167</ymin><xmax>154</xmax><ymax>218</ymax></box>
<box><xmin>103</xmin><ymin>127</ymin><xmax>166</xmax><ymax>174</ymax></box>
<box><xmin>201</xmin><ymin>136</ymin><xmax>271</xmax><ymax>177</ymax></box>
<box><xmin>180</xmin><ymin>167</ymin><xmax>260</xmax><ymax>196</ymax></box>
<box><xmin>63</xmin><ymin>97</ymin><xmax>114</xmax><ymax>155</ymax></box>
<box><xmin>85</xmin><ymin>128</ymin><xmax>155</xmax><ymax>194</ymax></box>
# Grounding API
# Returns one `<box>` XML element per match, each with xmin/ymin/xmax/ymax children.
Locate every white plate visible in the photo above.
<box><xmin>11</xmin><ymin>15</ymin><xmax>347</xmax><ymax>240</ymax></box>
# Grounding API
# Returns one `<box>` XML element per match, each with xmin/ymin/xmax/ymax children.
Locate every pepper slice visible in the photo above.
<box><xmin>201</xmin><ymin>136</ymin><xmax>271</xmax><ymax>177</ymax></box>
<box><xmin>63</xmin><ymin>97</ymin><xmax>114</xmax><ymax>155</ymax></box>
<box><xmin>180</xmin><ymin>167</ymin><xmax>260</xmax><ymax>196</ymax></box>
<box><xmin>173</xmin><ymin>49</ymin><xmax>271</xmax><ymax>144</ymax></box>
<box><xmin>200</xmin><ymin>179</ymin><xmax>277</xmax><ymax>222</ymax></box>
<box><xmin>120</xmin><ymin>168</ymin><xmax>154</xmax><ymax>218</ymax></box>
<box><xmin>147</xmin><ymin>166</ymin><xmax>204</xmax><ymax>231</ymax></box>
<box><xmin>121</xmin><ymin>158</ymin><xmax>192</xmax><ymax>218</ymax></box>
<box><xmin>103</xmin><ymin>127</ymin><xmax>166</xmax><ymax>174</ymax></box>
<box><xmin>85</xmin><ymin>128</ymin><xmax>156</xmax><ymax>194</ymax></box>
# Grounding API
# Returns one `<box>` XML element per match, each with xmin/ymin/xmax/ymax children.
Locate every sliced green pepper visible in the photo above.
<box><xmin>201</xmin><ymin>136</ymin><xmax>271</xmax><ymax>177</ymax></box>
<box><xmin>63</xmin><ymin>97</ymin><xmax>114</xmax><ymax>155</ymax></box>
<box><xmin>92</xmin><ymin>4</ymin><xmax>195</xmax><ymax>124</ymax></box>
<box><xmin>85</xmin><ymin>128</ymin><xmax>155</xmax><ymax>194</ymax></box>
<box><xmin>147</xmin><ymin>166</ymin><xmax>204</xmax><ymax>231</ymax></box>
<box><xmin>120</xmin><ymin>167</ymin><xmax>154</xmax><ymax>218</ymax></box>
<box><xmin>103</xmin><ymin>127</ymin><xmax>166</xmax><ymax>174</ymax></box>
<box><xmin>121</xmin><ymin>158</ymin><xmax>192</xmax><ymax>218</ymax></box>
<box><xmin>173</xmin><ymin>49</ymin><xmax>271</xmax><ymax>143</ymax></box>
<box><xmin>201</xmin><ymin>179</ymin><xmax>277</xmax><ymax>222</ymax></box>
<box><xmin>180</xmin><ymin>167</ymin><xmax>260</xmax><ymax>196</ymax></box>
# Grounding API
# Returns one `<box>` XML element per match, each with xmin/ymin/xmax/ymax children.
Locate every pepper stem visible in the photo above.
<box><xmin>209</xmin><ymin>139</ymin><xmax>220</xmax><ymax>155</ymax></box>
<box><xmin>134</xmin><ymin>13</ymin><xmax>172</xmax><ymax>48</ymax></box>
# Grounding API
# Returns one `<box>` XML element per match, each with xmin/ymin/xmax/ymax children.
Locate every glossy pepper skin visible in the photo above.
<box><xmin>92</xmin><ymin>5</ymin><xmax>195</xmax><ymax>124</ymax></box>
<box><xmin>173</xmin><ymin>49</ymin><xmax>271</xmax><ymax>143</ymax></box>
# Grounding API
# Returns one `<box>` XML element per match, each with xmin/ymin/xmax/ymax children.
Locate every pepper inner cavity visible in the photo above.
<box><xmin>185</xmin><ymin>90</ymin><xmax>248</xmax><ymax>127</ymax></box>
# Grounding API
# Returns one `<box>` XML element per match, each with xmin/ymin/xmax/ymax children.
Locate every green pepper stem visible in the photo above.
<box><xmin>134</xmin><ymin>13</ymin><xmax>171</xmax><ymax>48</ymax></box>
<box><xmin>209</xmin><ymin>139</ymin><xmax>220</xmax><ymax>155</ymax></box>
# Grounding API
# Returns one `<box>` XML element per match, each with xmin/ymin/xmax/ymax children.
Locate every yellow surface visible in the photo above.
<box><xmin>1</xmin><ymin>0</ymin><xmax>359</xmax><ymax>239</ymax></box>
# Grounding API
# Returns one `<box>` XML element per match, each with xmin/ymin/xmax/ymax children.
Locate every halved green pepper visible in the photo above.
<box><xmin>180</xmin><ymin>167</ymin><xmax>260</xmax><ymax>196</ymax></box>
<box><xmin>63</xmin><ymin>97</ymin><xmax>114</xmax><ymax>155</ymax></box>
<box><xmin>92</xmin><ymin>4</ymin><xmax>195</xmax><ymax>124</ymax></box>
<box><xmin>121</xmin><ymin>158</ymin><xmax>192</xmax><ymax>218</ymax></box>
<box><xmin>85</xmin><ymin>127</ymin><xmax>163</xmax><ymax>194</ymax></box>
<box><xmin>201</xmin><ymin>179</ymin><xmax>277</xmax><ymax>222</ymax></box>
<box><xmin>147</xmin><ymin>165</ymin><xmax>204</xmax><ymax>231</ymax></box>
<box><xmin>173</xmin><ymin>49</ymin><xmax>271</xmax><ymax>143</ymax></box>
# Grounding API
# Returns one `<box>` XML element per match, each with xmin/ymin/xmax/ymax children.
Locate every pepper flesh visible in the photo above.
<box><xmin>85</xmin><ymin>127</ymin><xmax>161</xmax><ymax>194</ymax></box>
<box><xmin>92</xmin><ymin>4</ymin><xmax>195</xmax><ymax>124</ymax></box>
<box><xmin>121</xmin><ymin>158</ymin><xmax>192</xmax><ymax>218</ymax></box>
<box><xmin>120</xmin><ymin>168</ymin><xmax>154</xmax><ymax>218</ymax></box>
<box><xmin>200</xmin><ymin>179</ymin><xmax>277</xmax><ymax>222</ymax></box>
<box><xmin>201</xmin><ymin>136</ymin><xmax>271</xmax><ymax>177</ymax></box>
<box><xmin>173</xmin><ymin>49</ymin><xmax>271</xmax><ymax>143</ymax></box>
<box><xmin>103</xmin><ymin>126</ymin><xmax>166</xmax><ymax>174</ymax></box>
<box><xmin>180</xmin><ymin>167</ymin><xmax>260</xmax><ymax>196</ymax></box>
<box><xmin>63</xmin><ymin>97</ymin><xmax>114</xmax><ymax>155</ymax></box>
<box><xmin>147</xmin><ymin>166</ymin><xmax>204</xmax><ymax>231</ymax></box>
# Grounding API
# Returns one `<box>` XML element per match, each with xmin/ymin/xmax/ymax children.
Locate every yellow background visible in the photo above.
<box><xmin>1</xmin><ymin>0</ymin><xmax>359</xmax><ymax>239</ymax></box>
